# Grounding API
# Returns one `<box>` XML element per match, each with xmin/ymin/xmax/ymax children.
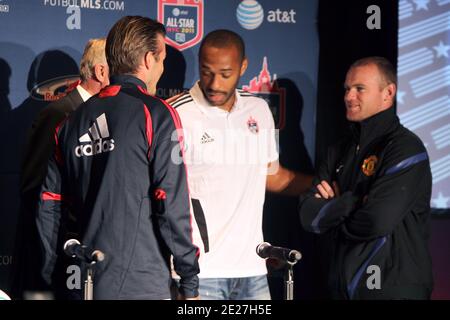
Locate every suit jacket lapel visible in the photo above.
<box><xmin>66</xmin><ymin>87</ymin><xmax>84</xmax><ymax>112</ymax></box>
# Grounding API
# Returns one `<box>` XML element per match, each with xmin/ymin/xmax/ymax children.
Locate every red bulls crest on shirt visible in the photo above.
<box><xmin>247</xmin><ymin>116</ymin><xmax>259</xmax><ymax>134</ymax></box>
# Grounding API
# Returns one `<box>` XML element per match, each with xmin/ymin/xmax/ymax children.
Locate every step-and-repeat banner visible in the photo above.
<box><xmin>0</xmin><ymin>0</ymin><xmax>318</xmax><ymax>291</ymax></box>
<box><xmin>397</xmin><ymin>0</ymin><xmax>450</xmax><ymax>211</ymax></box>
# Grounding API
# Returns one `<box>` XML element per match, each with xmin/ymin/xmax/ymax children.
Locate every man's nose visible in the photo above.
<box><xmin>345</xmin><ymin>89</ymin><xmax>356</xmax><ymax>102</ymax></box>
<box><xmin>209</xmin><ymin>74</ymin><xmax>221</xmax><ymax>91</ymax></box>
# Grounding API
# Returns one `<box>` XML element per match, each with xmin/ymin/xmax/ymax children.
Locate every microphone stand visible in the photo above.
<box><xmin>284</xmin><ymin>261</ymin><xmax>297</xmax><ymax>300</ymax></box>
<box><xmin>83</xmin><ymin>256</ymin><xmax>104</xmax><ymax>300</ymax></box>
<box><xmin>64</xmin><ymin>239</ymin><xmax>105</xmax><ymax>300</ymax></box>
<box><xmin>84</xmin><ymin>262</ymin><xmax>96</xmax><ymax>300</ymax></box>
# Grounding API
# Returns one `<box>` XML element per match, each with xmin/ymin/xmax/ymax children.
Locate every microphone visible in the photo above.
<box><xmin>63</xmin><ymin>239</ymin><xmax>105</xmax><ymax>263</ymax></box>
<box><xmin>256</xmin><ymin>242</ymin><xmax>302</xmax><ymax>263</ymax></box>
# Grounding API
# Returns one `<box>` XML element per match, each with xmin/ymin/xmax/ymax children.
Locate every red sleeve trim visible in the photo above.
<box><xmin>159</xmin><ymin>98</ymin><xmax>183</xmax><ymax>130</ymax></box>
<box><xmin>143</xmin><ymin>104</ymin><xmax>153</xmax><ymax>159</ymax></box>
<box><xmin>139</xmin><ymin>91</ymin><xmax>198</xmax><ymax>254</ymax></box>
<box><xmin>54</xmin><ymin>118</ymin><xmax>67</xmax><ymax>166</ymax></box>
<box><xmin>159</xmin><ymin>98</ymin><xmax>198</xmax><ymax>254</ymax></box>
<box><xmin>154</xmin><ymin>188</ymin><xmax>167</xmax><ymax>200</ymax></box>
<box><xmin>158</xmin><ymin>98</ymin><xmax>185</xmax><ymax>155</ymax></box>
<box><xmin>41</xmin><ymin>192</ymin><xmax>63</xmax><ymax>201</ymax></box>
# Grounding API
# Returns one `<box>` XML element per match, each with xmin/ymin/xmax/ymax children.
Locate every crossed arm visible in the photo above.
<box><xmin>298</xmin><ymin>142</ymin><xmax>431</xmax><ymax>241</ymax></box>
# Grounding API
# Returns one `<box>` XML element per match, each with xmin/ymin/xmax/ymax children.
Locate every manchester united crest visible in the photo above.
<box><xmin>157</xmin><ymin>0</ymin><xmax>204</xmax><ymax>51</ymax></box>
<box><xmin>361</xmin><ymin>155</ymin><xmax>378</xmax><ymax>176</ymax></box>
<box><xmin>247</xmin><ymin>116</ymin><xmax>259</xmax><ymax>134</ymax></box>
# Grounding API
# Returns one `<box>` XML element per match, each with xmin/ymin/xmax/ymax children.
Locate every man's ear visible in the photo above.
<box><xmin>384</xmin><ymin>83</ymin><xmax>396</xmax><ymax>103</ymax></box>
<box><xmin>144</xmin><ymin>51</ymin><xmax>155</xmax><ymax>70</ymax></box>
<box><xmin>240</xmin><ymin>57</ymin><xmax>248</xmax><ymax>77</ymax></box>
<box><xmin>94</xmin><ymin>64</ymin><xmax>107</xmax><ymax>83</ymax></box>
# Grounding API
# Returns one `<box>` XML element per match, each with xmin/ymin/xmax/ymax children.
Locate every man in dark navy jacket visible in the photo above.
<box><xmin>36</xmin><ymin>16</ymin><xmax>200</xmax><ymax>300</ymax></box>
<box><xmin>299</xmin><ymin>57</ymin><xmax>433</xmax><ymax>299</ymax></box>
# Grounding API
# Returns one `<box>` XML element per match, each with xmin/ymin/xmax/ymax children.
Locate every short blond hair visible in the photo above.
<box><xmin>350</xmin><ymin>56</ymin><xmax>397</xmax><ymax>88</ymax></box>
<box><xmin>79</xmin><ymin>38</ymin><xmax>107</xmax><ymax>82</ymax></box>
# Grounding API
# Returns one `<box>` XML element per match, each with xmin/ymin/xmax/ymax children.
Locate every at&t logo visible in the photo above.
<box><xmin>236</xmin><ymin>0</ymin><xmax>296</xmax><ymax>30</ymax></box>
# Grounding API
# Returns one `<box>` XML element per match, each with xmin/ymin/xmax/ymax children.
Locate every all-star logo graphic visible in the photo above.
<box><xmin>74</xmin><ymin>113</ymin><xmax>115</xmax><ymax>157</ymax></box>
<box><xmin>200</xmin><ymin>132</ymin><xmax>214</xmax><ymax>144</ymax></box>
<box><xmin>242</xmin><ymin>57</ymin><xmax>286</xmax><ymax>129</ymax></box>
<box><xmin>247</xmin><ymin>116</ymin><xmax>259</xmax><ymax>134</ymax></box>
<box><xmin>157</xmin><ymin>0</ymin><xmax>204</xmax><ymax>51</ymax></box>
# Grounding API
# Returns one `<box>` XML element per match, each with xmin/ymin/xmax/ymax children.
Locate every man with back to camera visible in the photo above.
<box><xmin>12</xmin><ymin>38</ymin><xmax>109</xmax><ymax>300</ymax></box>
<box><xmin>36</xmin><ymin>16</ymin><xmax>200</xmax><ymax>300</ymax></box>
<box><xmin>298</xmin><ymin>57</ymin><xmax>433</xmax><ymax>299</ymax></box>
<box><xmin>168</xmin><ymin>29</ymin><xmax>313</xmax><ymax>300</ymax></box>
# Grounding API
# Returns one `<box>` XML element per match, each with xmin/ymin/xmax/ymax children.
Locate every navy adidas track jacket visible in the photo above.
<box><xmin>36</xmin><ymin>75</ymin><xmax>199</xmax><ymax>299</ymax></box>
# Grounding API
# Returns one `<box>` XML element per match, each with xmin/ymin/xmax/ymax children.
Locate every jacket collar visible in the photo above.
<box><xmin>350</xmin><ymin>106</ymin><xmax>399</xmax><ymax>148</ymax></box>
<box><xmin>110</xmin><ymin>74</ymin><xmax>147</xmax><ymax>90</ymax></box>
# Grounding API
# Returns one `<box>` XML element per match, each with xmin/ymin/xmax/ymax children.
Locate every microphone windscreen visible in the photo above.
<box><xmin>92</xmin><ymin>250</ymin><xmax>105</xmax><ymax>262</ymax></box>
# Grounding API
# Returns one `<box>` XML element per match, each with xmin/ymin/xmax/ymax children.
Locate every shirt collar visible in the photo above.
<box><xmin>110</xmin><ymin>74</ymin><xmax>147</xmax><ymax>90</ymax></box>
<box><xmin>190</xmin><ymin>81</ymin><xmax>244</xmax><ymax>117</ymax></box>
<box><xmin>76</xmin><ymin>84</ymin><xmax>92</xmax><ymax>102</ymax></box>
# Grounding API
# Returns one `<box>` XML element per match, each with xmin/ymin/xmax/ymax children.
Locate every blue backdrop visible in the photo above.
<box><xmin>0</xmin><ymin>0</ymin><xmax>318</xmax><ymax>295</ymax></box>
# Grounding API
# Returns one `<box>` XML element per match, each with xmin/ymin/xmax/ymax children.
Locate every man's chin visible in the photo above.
<box><xmin>206</xmin><ymin>97</ymin><xmax>226</xmax><ymax>107</ymax></box>
<box><xmin>210</xmin><ymin>102</ymin><xmax>225</xmax><ymax>107</ymax></box>
<box><xmin>346</xmin><ymin>113</ymin><xmax>362</xmax><ymax>122</ymax></box>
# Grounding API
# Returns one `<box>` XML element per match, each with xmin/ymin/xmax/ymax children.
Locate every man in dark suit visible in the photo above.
<box><xmin>12</xmin><ymin>38</ymin><xmax>109</xmax><ymax>299</ymax></box>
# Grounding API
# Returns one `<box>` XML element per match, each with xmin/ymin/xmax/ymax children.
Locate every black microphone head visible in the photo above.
<box><xmin>289</xmin><ymin>250</ymin><xmax>302</xmax><ymax>262</ymax></box>
<box><xmin>92</xmin><ymin>250</ymin><xmax>105</xmax><ymax>262</ymax></box>
<box><xmin>256</xmin><ymin>242</ymin><xmax>271</xmax><ymax>258</ymax></box>
<box><xmin>63</xmin><ymin>239</ymin><xmax>80</xmax><ymax>257</ymax></box>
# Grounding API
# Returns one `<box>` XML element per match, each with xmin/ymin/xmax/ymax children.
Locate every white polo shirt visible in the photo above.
<box><xmin>172</xmin><ymin>82</ymin><xmax>278</xmax><ymax>278</ymax></box>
